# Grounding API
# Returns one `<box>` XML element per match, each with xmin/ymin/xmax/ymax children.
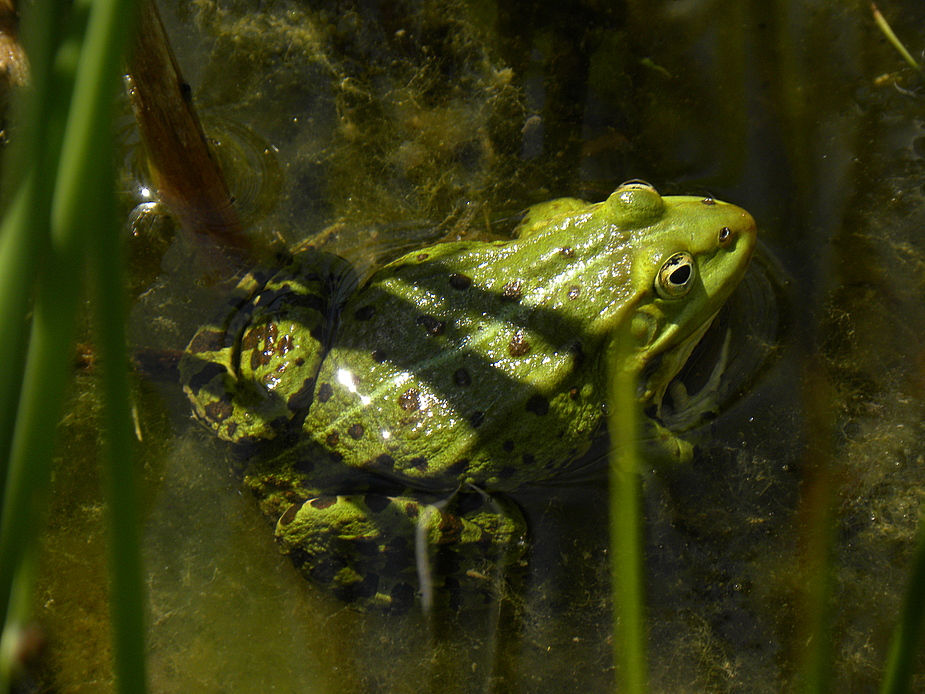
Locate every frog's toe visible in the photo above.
<box><xmin>640</xmin><ymin>420</ymin><xmax>696</xmax><ymax>466</ymax></box>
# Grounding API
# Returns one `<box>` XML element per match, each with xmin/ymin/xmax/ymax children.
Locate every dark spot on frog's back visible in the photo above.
<box><xmin>371</xmin><ymin>349</ymin><xmax>387</xmax><ymax>363</ymax></box>
<box><xmin>398</xmin><ymin>388</ymin><xmax>420</xmax><ymax>411</ymax></box>
<box><xmin>500</xmin><ymin>280</ymin><xmax>523</xmax><ymax>301</ymax></box>
<box><xmin>317</xmin><ymin>382</ymin><xmax>333</xmax><ymax>403</ymax></box>
<box><xmin>348</xmin><ymin>423</ymin><xmax>365</xmax><ymax>439</ymax></box>
<box><xmin>354</xmin><ymin>304</ymin><xmax>376</xmax><ymax>321</ymax></box>
<box><xmin>186</xmin><ymin>361</ymin><xmax>227</xmax><ymax>393</ymax></box>
<box><xmin>446</xmin><ymin>459</ymin><xmax>469</xmax><ymax>477</ymax></box>
<box><xmin>448</xmin><ymin>273</ymin><xmax>472</xmax><ymax>290</ymax></box>
<box><xmin>525</xmin><ymin>394</ymin><xmax>550</xmax><ymax>416</ymax></box>
<box><xmin>187</xmin><ymin>329</ymin><xmax>228</xmax><ymax>354</ymax></box>
<box><xmin>310</xmin><ymin>496</ymin><xmax>338</xmax><ymax>510</ymax></box>
<box><xmin>409</xmin><ymin>456</ymin><xmax>428</xmax><ymax>470</ymax></box>
<box><xmin>364</xmin><ymin>494</ymin><xmax>390</xmax><ymax>513</ymax></box>
<box><xmin>508</xmin><ymin>330</ymin><xmax>530</xmax><ymax>357</ymax></box>
<box><xmin>416</xmin><ymin>314</ymin><xmax>446</xmax><ymax>335</ymax></box>
<box><xmin>453</xmin><ymin>368</ymin><xmax>471</xmax><ymax>387</ymax></box>
<box><xmin>248</xmin><ymin>323</ymin><xmax>279</xmax><ymax>369</ymax></box>
<box><xmin>369</xmin><ymin>453</ymin><xmax>395</xmax><ymax>472</ymax></box>
<box><xmin>567</xmin><ymin>285</ymin><xmax>581</xmax><ymax>300</ymax></box>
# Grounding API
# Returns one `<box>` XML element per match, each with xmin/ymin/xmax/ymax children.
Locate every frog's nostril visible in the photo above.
<box><xmin>718</xmin><ymin>226</ymin><xmax>733</xmax><ymax>246</ymax></box>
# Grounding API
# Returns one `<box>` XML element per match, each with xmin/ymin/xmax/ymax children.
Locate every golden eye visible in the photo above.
<box><xmin>655</xmin><ymin>252</ymin><xmax>696</xmax><ymax>299</ymax></box>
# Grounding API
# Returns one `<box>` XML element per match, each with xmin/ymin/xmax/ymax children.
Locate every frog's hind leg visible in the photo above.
<box><xmin>273</xmin><ymin>490</ymin><xmax>527</xmax><ymax>613</ymax></box>
<box><xmin>180</xmin><ymin>249</ymin><xmax>355</xmax><ymax>443</ymax></box>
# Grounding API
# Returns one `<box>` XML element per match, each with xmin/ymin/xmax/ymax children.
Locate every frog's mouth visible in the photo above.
<box><xmin>645</xmin><ymin>310</ymin><xmax>730</xmax><ymax>432</ymax></box>
<box><xmin>637</xmin><ymin>309</ymin><xmax>723</xmax><ymax>430</ymax></box>
<box><xmin>642</xmin><ymin>253</ymin><xmax>787</xmax><ymax>433</ymax></box>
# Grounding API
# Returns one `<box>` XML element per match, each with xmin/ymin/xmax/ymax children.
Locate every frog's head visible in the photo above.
<box><xmin>597</xmin><ymin>181</ymin><xmax>757</xmax><ymax>414</ymax></box>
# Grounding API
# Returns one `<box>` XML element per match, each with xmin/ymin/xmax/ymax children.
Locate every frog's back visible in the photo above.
<box><xmin>304</xmin><ymin>238</ymin><xmax>629</xmax><ymax>491</ymax></box>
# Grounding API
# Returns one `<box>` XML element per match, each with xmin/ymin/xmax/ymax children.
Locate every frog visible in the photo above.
<box><xmin>179</xmin><ymin>181</ymin><xmax>757</xmax><ymax>611</ymax></box>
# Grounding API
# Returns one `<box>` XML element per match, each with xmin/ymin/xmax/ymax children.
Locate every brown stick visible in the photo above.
<box><xmin>126</xmin><ymin>0</ymin><xmax>251</xmax><ymax>257</ymax></box>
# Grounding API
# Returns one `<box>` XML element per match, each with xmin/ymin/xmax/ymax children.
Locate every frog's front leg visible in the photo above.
<box><xmin>272</xmin><ymin>490</ymin><xmax>527</xmax><ymax>612</ymax></box>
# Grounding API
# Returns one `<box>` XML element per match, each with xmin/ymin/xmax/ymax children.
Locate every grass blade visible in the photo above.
<box><xmin>609</xmin><ymin>333</ymin><xmax>647</xmax><ymax>694</ymax></box>
<box><xmin>879</xmin><ymin>503</ymin><xmax>925</xmax><ymax>694</ymax></box>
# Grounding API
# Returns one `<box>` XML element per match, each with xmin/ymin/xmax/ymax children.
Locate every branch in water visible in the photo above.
<box><xmin>126</xmin><ymin>0</ymin><xmax>251</xmax><ymax>257</ymax></box>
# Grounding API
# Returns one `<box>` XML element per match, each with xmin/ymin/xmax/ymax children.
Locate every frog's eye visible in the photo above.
<box><xmin>607</xmin><ymin>181</ymin><xmax>665</xmax><ymax>226</ymax></box>
<box><xmin>618</xmin><ymin>180</ymin><xmax>657</xmax><ymax>193</ymax></box>
<box><xmin>655</xmin><ymin>252</ymin><xmax>696</xmax><ymax>299</ymax></box>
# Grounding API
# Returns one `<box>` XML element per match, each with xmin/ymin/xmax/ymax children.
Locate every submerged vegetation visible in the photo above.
<box><xmin>0</xmin><ymin>0</ymin><xmax>925</xmax><ymax>692</ymax></box>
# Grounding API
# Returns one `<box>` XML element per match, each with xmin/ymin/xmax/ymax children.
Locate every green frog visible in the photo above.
<box><xmin>180</xmin><ymin>181</ymin><xmax>757</xmax><ymax>611</ymax></box>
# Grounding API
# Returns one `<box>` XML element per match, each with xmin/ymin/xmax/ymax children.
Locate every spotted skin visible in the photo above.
<box><xmin>180</xmin><ymin>250</ymin><xmax>355</xmax><ymax>443</ymax></box>
<box><xmin>181</xmin><ymin>182</ymin><xmax>757</xmax><ymax>610</ymax></box>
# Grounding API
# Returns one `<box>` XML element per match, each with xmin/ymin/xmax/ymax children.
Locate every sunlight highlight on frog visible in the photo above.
<box><xmin>337</xmin><ymin>368</ymin><xmax>371</xmax><ymax>406</ymax></box>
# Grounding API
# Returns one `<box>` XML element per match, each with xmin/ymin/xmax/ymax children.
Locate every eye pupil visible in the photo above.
<box><xmin>669</xmin><ymin>265</ymin><xmax>691</xmax><ymax>285</ymax></box>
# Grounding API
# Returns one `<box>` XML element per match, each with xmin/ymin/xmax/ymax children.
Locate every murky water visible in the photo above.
<box><xmin>31</xmin><ymin>0</ymin><xmax>925</xmax><ymax>691</ymax></box>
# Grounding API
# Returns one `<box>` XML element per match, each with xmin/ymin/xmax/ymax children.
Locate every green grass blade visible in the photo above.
<box><xmin>608</xmin><ymin>334</ymin><xmax>647</xmax><ymax>694</ymax></box>
<box><xmin>796</xmin><ymin>368</ymin><xmax>837</xmax><ymax>694</ymax></box>
<box><xmin>879</xmin><ymin>503</ymin><xmax>925</xmax><ymax>694</ymax></box>
<box><xmin>0</xmin><ymin>0</ymin><xmax>73</xmax><ymax>530</ymax></box>
<box><xmin>0</xmin><ymin>0</ymin><xmax>144</xmax><ymax>689</ymax></box>
<box><xmin>0</xmin><ymin>6</ymin><xmax>84</xmax><ymax>653</ymax></box>
<box><xmin>88</xmin><ymin>142</ymin><xmax>148</xmax><ymax>694</ymax></box>
<box><xmin>871</xmin><ymin>3</ymin><xmax>923</xmax><ymax>74</ymax></box>
<box><xmin>0</xmin><ymin>230</ymin><xmax>85</xmax><ymax>690</ymax></box>
<box><xmin>0</xmin><ymin>176</ymin><xmax>45</xmax><ymax>493</ymax></box>
<box><xmin>54</xmin><ymin>0</ymin><xmax>146</xmax><ymax>688</ymax></box>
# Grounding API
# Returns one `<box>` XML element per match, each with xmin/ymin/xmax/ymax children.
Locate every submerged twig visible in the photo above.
<box><xmin>126</xmin><ymin>0</ymin><xmax>250</xmax><ymax>257</ymax></box>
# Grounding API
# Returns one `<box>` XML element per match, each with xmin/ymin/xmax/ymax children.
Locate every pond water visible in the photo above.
<box><xmin>31</xmin><ymin>0</ymin><xmax>925</xmax><ymax>691</ymax></box>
